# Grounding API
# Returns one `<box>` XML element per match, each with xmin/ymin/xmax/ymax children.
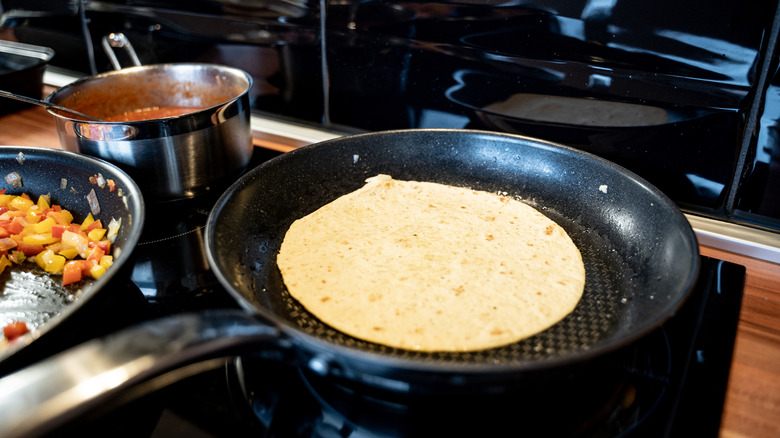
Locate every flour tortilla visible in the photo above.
<box><xmin>277</xmin><ymin>174</ymin><xmax>585</xmax><ymax>352</ymax></box>
<box><xmin>484</xmin><ymin>93</ymin><xmax>669</xmax><ymax>127</ymax></box>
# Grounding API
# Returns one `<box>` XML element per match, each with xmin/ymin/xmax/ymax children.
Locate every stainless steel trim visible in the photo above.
<box><xmin>250</xmin><ymin>116</ymin><xmax>343</xmax><ymax>144</ymax></box>
<box><xmin>686</xmin><ymin>213</ymin><xmax>780</xmax><ymax>265</ymax></box>
<box><xmin>43</xmin><ymin>69</ymin><xmax>79</xmax><ymax>87</ymax></box>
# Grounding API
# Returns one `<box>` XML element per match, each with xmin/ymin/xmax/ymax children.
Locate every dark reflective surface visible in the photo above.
<box><xmin>736</xmin><ymin>56</ymin><xmax>780</xmax><ymax>229</ymax></box>
<box><xmin>2</xmin><ymin>0</ymin><xmax>777</xmax><ymax>225</ymax></box>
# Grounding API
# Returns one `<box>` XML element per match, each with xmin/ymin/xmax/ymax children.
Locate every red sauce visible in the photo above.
<box><xmin>103</xmin><ymin>106</ymin><xmax>206</xmax><ymax>122</ymax></box>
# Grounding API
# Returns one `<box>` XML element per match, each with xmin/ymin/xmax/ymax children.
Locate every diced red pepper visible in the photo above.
<box><xmin>7</xmin><ymin>217</ymin><xmax>24</xmax><ymax>235</ymax></box>
<box><xmin>3</xmin><ymin>321</ymin><xmax>28</xmax><ymax>341</ymax></box>
<box><xmin>62</xmin><ymin>260</ymin><xmax>89</xmax><ymax>285</ymax></box>
<box><xmin>86</xmin><ymin>245</ymin><xmax>105</xmax><ymax>262</ymax></box>
<box><xmin>88</xmin><ymin>239</ymin><xmax>111</xmax><ymax>253</ymax></box>
<box><xmin>51</xmin><ymin>224</ymin><xmax>66</xmax><ymax>239</ymax></box>
<box><xmin>17</xmin><ymin>243</ymin><xmax>44</xmax><ymax>256</ymax></box>
<box><xmin>0</xmin><ymin>191</ymin><xmax>120</xmax><ymax>287</ymax></box>
<box><xmin>85</xmin><ymin>219</ymin><xmax>103</xmax><ymax>232</ymax></box>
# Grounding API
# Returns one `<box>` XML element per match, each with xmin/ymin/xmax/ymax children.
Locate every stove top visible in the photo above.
<box><xmin>17</xmin><ymin>146</ymin><xmax>745</xmax><ymax>438</ymax></box>
<box><xmin>147</xmin><ymin>258</ymin><xmax>743</xmax><ymax>438</ymax></box>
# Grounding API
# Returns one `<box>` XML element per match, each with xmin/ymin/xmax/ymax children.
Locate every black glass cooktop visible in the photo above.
<box><xmin>154</xmin><ymin>259</ymin><xmax>746</xmax><ymax>438</ymax></box>
<box><xmin>12</xmin><ymin>146</ymin><xmax>745</xmax><ymax>438</ymax></box>
<box><xmin>47</xmin><ymin>252</ymin><xmax>743</xmax><ymax>438</ymax></box>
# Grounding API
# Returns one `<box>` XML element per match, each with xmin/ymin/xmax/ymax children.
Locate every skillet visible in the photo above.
<box><xmin>0</xmin><ymin>130</ymin><xmax>699</xmax><ymax>437</ymax></box>
<box><xmin>0</xmin><ymin>147</ymin><xmax>144</xmax><ymax>369</ymax></box>
<box><xmin>207</xmin><ymin>128</ymin><xmax>699</xmax><ymax>381</ymax></box>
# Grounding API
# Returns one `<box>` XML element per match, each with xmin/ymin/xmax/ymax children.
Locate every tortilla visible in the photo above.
<box><xmin>484</xmin><ymin>93</ymin><xmax>669</xmax><ymax>127</ymax></box>
<box><xmin>277</xmin><ymin>174</ymin><xmax>585</xmax><ymax>352</ymax></box>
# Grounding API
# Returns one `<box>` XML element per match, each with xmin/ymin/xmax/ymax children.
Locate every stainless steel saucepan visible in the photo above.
<box><xmin>45</xmin><ymin>34</ymin><xmax>254</xmax><ymax>202</ymax></box>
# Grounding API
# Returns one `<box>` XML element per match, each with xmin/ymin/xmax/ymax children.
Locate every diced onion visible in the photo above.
<box><xmin>86</xmin><ymin>188</ymin><xmax>100</xmax><ymax>216</ymax></box>
<box><xmin>60</xmin><ymin>178</ymin><xmax>68</xmax><ymax>190</ymax></box>
<box><xmin>107</xmin><ymin>217</ymin><xmax>121</xmax><ymax>243</ymax></box>
<box><xmin>5</xmin><ymin>172</ymin><xmax>22</xmax><ymax>188</ymax></box>
<box><xmin>15</xmin><ymin>152</ymin><xmax>25</xmax><ymax>165</ymax></box>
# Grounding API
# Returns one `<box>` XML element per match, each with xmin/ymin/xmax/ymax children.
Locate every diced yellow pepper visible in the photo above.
<box><xmin>99</xmin><ymin>255</ymin><xmax>114</xmax><ymax>268</ymax></box>
<box><xmin>60</xmin><ymin>209</ymin><xmax>74</xmax><ymax>224</ymax></box>
<box><xmin>58</xmin><ymin>247</ymin><xmax>80</xmax><ymax>260</ymax></box>
<box><xmin>36</xmin><ymin>249</ymin><xmax>66</xmax><ymax>274</ymax></box>
<box><xmin>23</xmin><ymin>233</ymin><xmax>59</xmax><ymax>246</ymax></box>
<box><xmin>89</xmin><ymin>263</ymin><xmax>106</xmax><ymax>279</ymax></box>
<box><xmin>47</xmin><ymin>210</ymin><xmax>71</xmax><ymax>226</ymax></box>
<box><xmin>34</xmin><ymin>217</ymin><xmax>57</xmax><ymax>234</ymax></box>
<box><xmin>9</xmin><ymin>196</ymin><xmax>33</xmax><ymax>211</ymax></box>
<box><xmin>88</xmin><ymin>229</ymin><xmax>107</xmax><ymax>241</ymax></box>
<box><xmin>34</xmin><ymin>250</ymin><xmax>47</xmax><ymax>270</ymax></box>
<box><xmin>0</xmin><ymin>194</ymin><xmax>13</xmax><ymax>207</ymax></box>
<box><xmin>49</xmin><ymin>256</ymin><xmax>66</xmax><ymax>274</ymax></box>
<box><xmin>80</xmin><ymin>213</ymin><xmax>95</xmax><ymax>231</ymax></box>
<box><xmin>36</xmin><ymin>195</ymin><xmax>50</xmax><ymax>211</ymax></box>
<box><xmin>0</xmin><ymin>255</ymin><xmax>11</xmax><ymax>274</ymax></box>
<box><xmin>24</xmin><ymin>207</ymin><xmax>42</xmax><ymax>224</ymax></box>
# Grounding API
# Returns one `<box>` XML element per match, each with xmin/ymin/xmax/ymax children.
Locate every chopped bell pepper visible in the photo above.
<box><xmin>0</xmin><ymin>191</ymin><xmax>121</xmax><ymax>286</ymax></box>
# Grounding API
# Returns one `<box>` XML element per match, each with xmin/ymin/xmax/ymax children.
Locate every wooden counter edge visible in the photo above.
<box><xmin>700</xmin><ymin>246</ymin><xmax>780</xmax><ymax>438</ymax></box>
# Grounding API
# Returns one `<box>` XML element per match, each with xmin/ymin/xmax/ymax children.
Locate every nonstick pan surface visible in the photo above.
<box><xmin>207</xmin><ymin>128</ymin><xmax>700</xmax><ymax>375</ymax></box>
<box><xmin>0</xmin><ymin>147</ymin><xmax>144</xmax><ymax>367</ymax></box>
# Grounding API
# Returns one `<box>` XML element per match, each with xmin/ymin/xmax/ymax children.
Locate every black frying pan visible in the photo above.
<box><xmin>208</xmin><ymin>128</ymin><xmax>699</xmax><ymax>384</ymax></box>
<box><xmin>0</xmin><ymin>146</ymin><xmax>145</xmax><ymax>367</ymax></box>
<box><xmin>0</xmin><ymin>40</ymin><xmax>54</xmax><ymax>116</ymax></box>
<box><xmin>0</xmin><ymin>130</ymin><xmax>698</xmax><ymax>437</ymax></box>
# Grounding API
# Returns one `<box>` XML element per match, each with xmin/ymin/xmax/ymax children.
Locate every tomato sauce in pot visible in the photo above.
<box><xmin>103</xmin><ymin>106</ymin><xmax>206</xmax><ymax>122</ymax></box>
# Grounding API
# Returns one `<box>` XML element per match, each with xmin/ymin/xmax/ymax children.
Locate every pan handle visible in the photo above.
<box><xmin>101</xmin><ymin>32</ymin><xmax>142</xmax><ymax>70</ymax></box>
<box><xmin>0</xmin><ymin>309</ymin><xmax>281</xmax><ymax>438</ymax></box>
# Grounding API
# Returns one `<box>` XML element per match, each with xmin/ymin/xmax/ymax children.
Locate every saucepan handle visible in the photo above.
<box><xmin>101</xmin><ymin>32</ymin><xmax>142</xmax><ymax>70</ymax></box>
<box><xmin>0</xmin><ymin>309</ymin><xmax>280</xmax><ymax>438</ymax></box>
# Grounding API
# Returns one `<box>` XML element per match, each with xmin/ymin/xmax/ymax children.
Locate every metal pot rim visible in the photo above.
<box><xmin>44</xmin><ymin>62</ymin><xmax>253</xmax><ymax>122</ymax></box>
